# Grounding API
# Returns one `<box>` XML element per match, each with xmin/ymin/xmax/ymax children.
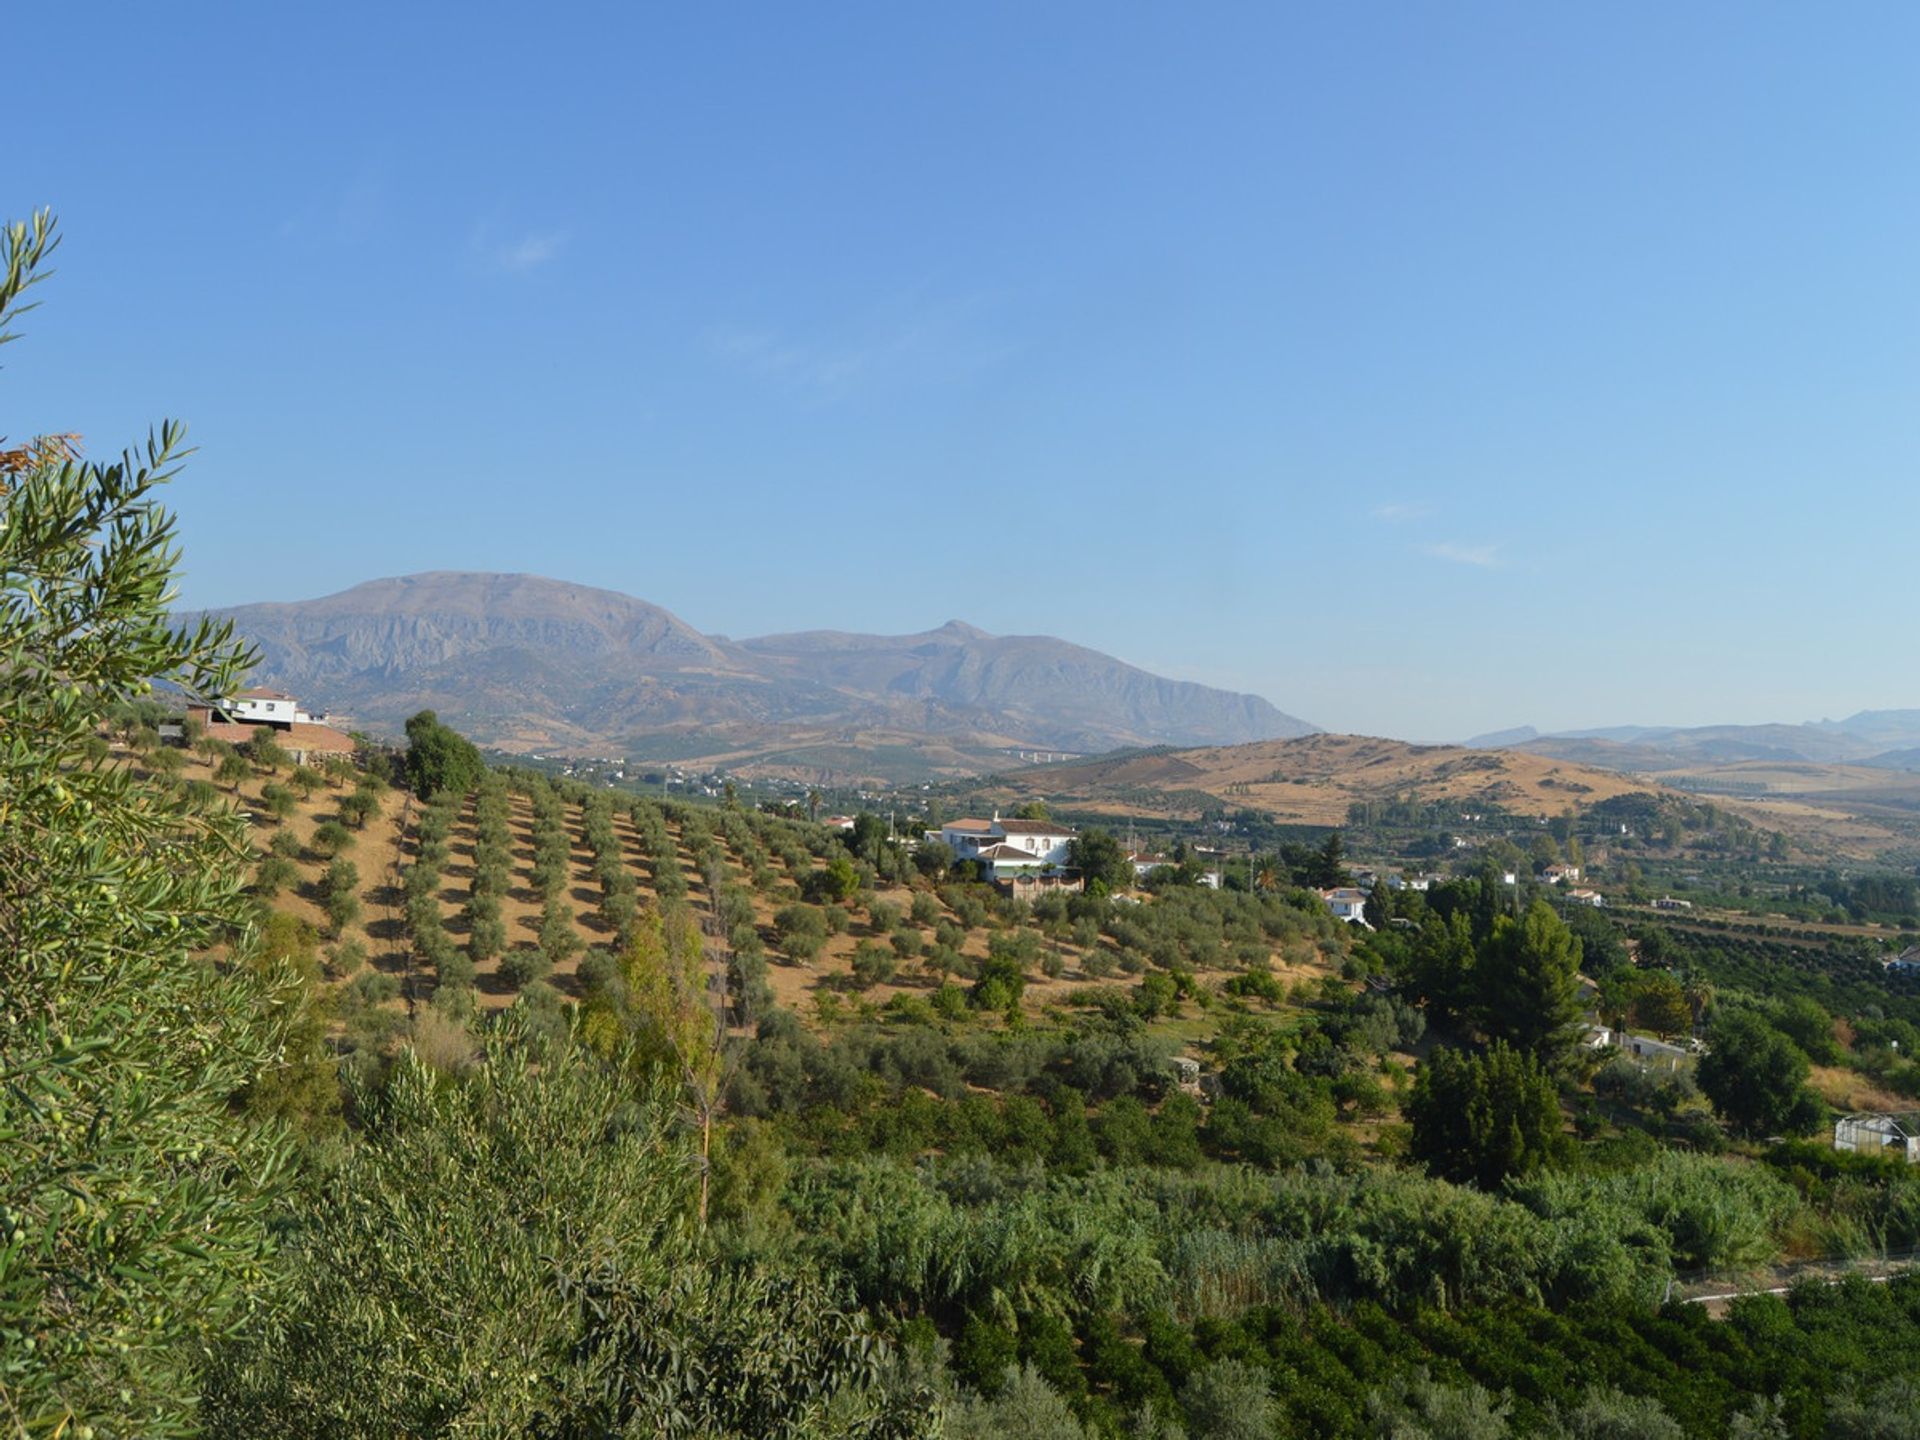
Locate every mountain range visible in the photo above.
<box><xmin>1464</xmin><ymin>713</ymin><xmax>1920</xmax><ymax>773</ymax></box>
<box><xmin>189</xmin><ymin>572</ymin><xmax>1314</xmax><ymax>779</ymax></box>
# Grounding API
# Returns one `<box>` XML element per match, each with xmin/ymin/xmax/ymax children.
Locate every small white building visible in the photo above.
<box><xmin>1653</xmin><ymin>896</ymin><xmax>1694</xmax><ymax>911</ymax></box>
<box><xmin>1320</xmin><ymin>887</ymin><xmax>1372</xmax><ymax>925</ymax></box>
<box><xmin>1619</xmin><ymin>1032</ymin><xmax>1691</xmax><ymax>1070</ymax></box>
<box><xmin>223</xmin><ymin>687</ymin><xmax>300</xmax><ymax>724</ymax></box>
<box><xmin>1130</xmin><ymin>853</ymin><xmax>1173</xmax><ymax>882</ymax></box>
<box><xmin>1542</xmin><ymin>863</ymin><xmax>1582</xmax><ymax>885</ymax></box>
<box><xmin>1835</xmin><ymin>1113</ymin><xmax>1920</xmax><ymax>1163</ymax></box>
<box><xmin>1567</xmin><ymin>888</ymin><xmax>1605</xmax><ymax>907</ymax></box>
<box><xmin>1196</xmin><ymin>871</ymin><xmax>1223</xmax><ymax>891</ymax></box>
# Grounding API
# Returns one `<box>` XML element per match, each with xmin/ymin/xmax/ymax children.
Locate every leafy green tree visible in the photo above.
<box><xmin>539</xmin><ymin>897</ymin><xmax>582</xmax><ymax>966</ymax></box>
<box><xmin>200</xmin><ymin>1019</ymin><xmax>919</xmax><ymax>1435</ymax></box>
<box><xmin>849</xmin><ymin>941</ymin><xmax>897</xmax><ymax>991</ymax></box>
<box><xmin>337</xmin><ymin>785</ymin><xmax>379</xmax><ymax>829</ymax></box>
<box><xmin>260</xmin><ymin>779</ymin><xmax>297</xmax><ymax>821</ymax></box>
<box><xmin>773</xmin><ymin>903</ymin><xmax>829</xmax><ymax>966</ymax></box>
<box><xmin>803</xmin><ymin>854</ymin><xmax>860</xmax><ymax>904</ymax></box>
<box><xmin>971</xmin><ymin>951</ymin><xmax>1027</xmax><ymax>1011</ymax></box>
<box><xmin>310</xmin><ymin>818</ymin><xmax>354</xmax><ymax>857</ymax></box>
<box><xmin>1477</xmin><ymin>900</ymin><xmax>1584</xmax><ymax>1071</ymax></box>
<box><xmin>253</xmin><ymin>852</ymin><xmax>299</xmax><ymax>898</ymax></box>
<box><xmin>1698</xmin><ymin>1011</ymin><xmax>1826</xmax><ymax>1139</ymax></box>
<box><xmin>948</xmin><ymin>1365</ymin><xmax>1086</xmax><ymax>1439</ymax></box>
<box><xmin>243</xmin><ymin>725</ymin><xmax>288</xmax><ymax>772</ymax></box>
<box><xmin>0</xmin><ymin>211</ymin><xmax>292</xmax><ymax>1433</ymax></box>
<box><xmin>1407</xmin><ymin>1042</ymin><xmax>1562</xmax><ymax>1189</ymax></box>
<box><xmin>403</xmin><ymin>708</ymin><xmax>483</xmax><ymax>799</ymax></box>
<box><xmin>1066</xmin><ymin>827</ymin><xmax>1134</xmax><ymax>893</ymax></box>
<box><xmin>1181</xmin><ymin>1359</ymin><xmax>1276</xmax><ymax>1440</ymax></box>
<box><xmin>216</xmin><ymin>748</ymin><xmax>252</xmax><ymax>790</ymax></box>
<box><xmin>1627</xmin><ymin>971</ymin><xmax>1692</xmax><ymax>1039</ymax></box>
<box><xmin>1365</xmin><ymin>1369</ymin><xmax>1513</xmax><ymax>1439</ymax></box>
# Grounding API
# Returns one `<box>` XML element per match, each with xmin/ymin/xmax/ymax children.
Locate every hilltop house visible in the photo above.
<box><xmin>1542</xmin><ymin>863</ymin><xmax>1582</xmax><ymax>885</ymax></box>
<box><xmin>1567</xmin><ymin>888</ymin><xmax>1605</xmax><ymax>907</ymax></box>
<box><xmin>928</xmin><ymin>814</ymin><xmax>1077</xmax><ymax>868</ymax></box>
<box><xmin>1320</xmin><ymin>887</ymin><xmax>1372</xmax><ymax>926</ymax></box>
<box><xmin>184</xmin><ymin>686</ymin><xmax>354</xmax><ymax>767</ymax></box>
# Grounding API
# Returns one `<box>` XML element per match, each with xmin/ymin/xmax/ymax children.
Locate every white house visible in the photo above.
<box><xmin>1320</xmin><ymin>887</ymin><xmax>1372</xmax><ymax>925</ymax></box>
<box><xmin>1567</xmin><ymin>888</ymin><xmax>1605</xmax><ymax>907</ymax></box>
<box><xmin>1619</xmin><ymin>1032</ymin><xmax>1692</xmax><ymax>1070</ymax></box>
<box><xmin>1196</xmin><ymin>871</ymin><xmax>1223</xmax><ymax>891</ymax></box>
<box><xmin>1542</xmin><ymin>863</ymin><xmax>1582</xmax><ymax>885</ymax></box>
<box><xmin>974</xmin><ymin>842</ymin><xmax>1052</xmax><ymax>884</ymax></box>
<box><xmin>223</xmin><ymin>687</ymin><xmax>301</xmax><ymax>725</ymax></box>
<box><xmin>1130</xmin><ymin>853</ymin><xmax>1173</xmax><ymax>882</ymax></box>
<box><xmin>930</xmin><ymin>814</ymin><xmax>1076</xmax><ymax>867</ymax></box>
<box><xmin>1835</xmin><ymin>1113</ymin><xmax>1920</xmax><ymax>1163</ymax></box>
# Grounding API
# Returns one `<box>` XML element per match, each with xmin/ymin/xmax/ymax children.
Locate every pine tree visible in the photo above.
<box><xmin>1478</xmin><ymin>900</ymin><xmax>1585</xmax><ymax>1072</ymax></box>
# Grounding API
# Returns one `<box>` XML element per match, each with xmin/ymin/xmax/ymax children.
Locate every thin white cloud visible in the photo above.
<box><xmin>704</xmin><ymin>291</ymin><xmax>1015</xmax><ymax>398</ymax></box>
<box><xmin>471</xmin><ymin>224</ymin><xmax>568</xmax><ymax>274</ymax></box>
<box><xmin>1370</xmin><ymin>501</ymin><xmax>1433</xmax><ymax>523</ymax></box>
<box><xmin>1422</xmin><ymin>540</ymin><xmax>1502</xmax><ymax>568</ymax></box>
<box><xmin>704</xmin><ymin>326</ymin><xmax>873</xmax><ymax>391</ymax></box>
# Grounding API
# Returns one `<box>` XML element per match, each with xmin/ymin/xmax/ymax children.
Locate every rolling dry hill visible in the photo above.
<box><xmin>980</xmin><ymin>733</ymin><xmax>1920</xmax><ymax>858</ymax></box>
<box><xmin>983</xmin><ymin>733</ymin><xmax>1666</xmax><ymax>826</ymax></box>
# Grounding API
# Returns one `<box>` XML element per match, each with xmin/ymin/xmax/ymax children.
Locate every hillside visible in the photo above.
<box><xmin>187</xmin><ymin>572</ymin><xmax>1315</xmax><ymax>777</ymax></box>
<box><xmin>977</xmin><ymin>732</ymin><xmax>1669</xmax><ymax>827</ymax></box>
<box><xmin>148</xmin><ymin>739</ymin><xmax>1346</xmax><ymax>1034</ymax></box>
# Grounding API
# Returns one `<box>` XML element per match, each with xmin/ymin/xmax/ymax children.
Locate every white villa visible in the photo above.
<box><xmin>928</xmin><ymin>814</ymin><xmax>1077</xmax><ymax>869</ymax></box>
<box><xmin>1320</xmin><ymin>887</ymin><xmax>1372</xmax><ymax>925</ymax></box>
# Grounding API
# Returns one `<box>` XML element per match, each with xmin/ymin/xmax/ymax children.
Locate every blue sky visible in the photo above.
<box><xmin>8</xmin><ymin>4</ymin><xmax>1918</xmax><ymax>740</ymax></box>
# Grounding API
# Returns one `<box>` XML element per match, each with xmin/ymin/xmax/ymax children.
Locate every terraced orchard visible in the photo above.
<box><xmin>151</xmin><ymin>736</ymin><xmax>1355</xmax><ymax>1048</ymax></box>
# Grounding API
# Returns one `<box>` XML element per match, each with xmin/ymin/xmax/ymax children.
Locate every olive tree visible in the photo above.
<box><xmin>0</xmin><ymin>212</ymin><xmax>294</xmax><ymax>1433</ymax></box>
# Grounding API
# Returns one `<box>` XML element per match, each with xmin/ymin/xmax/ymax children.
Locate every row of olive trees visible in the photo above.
<box><xmin>407</xmin><ymin>794</ymin><xmax>469</xmax><ymax>990</ymax></box>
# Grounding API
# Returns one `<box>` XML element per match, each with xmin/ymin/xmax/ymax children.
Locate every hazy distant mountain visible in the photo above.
<box><xmin>190</xmin><ymin>572</ymin><xmax>1315</xmax><ymax>774</ymax></box>
<box><xmin>1468</xmin><ymin>710</ymin><xmax>1920</xmax><ymax>771</ymax></box>
<box><xmin>1463</xmin><ymin>725</ymin><xmax>1539</xmax><ymax>749</ymax></box>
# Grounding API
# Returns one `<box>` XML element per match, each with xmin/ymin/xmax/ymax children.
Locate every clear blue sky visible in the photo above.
<box><xmin>9</xmin><ymin>4</ymin><xmax>1918</xmax><ymax>740</ymax></box>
